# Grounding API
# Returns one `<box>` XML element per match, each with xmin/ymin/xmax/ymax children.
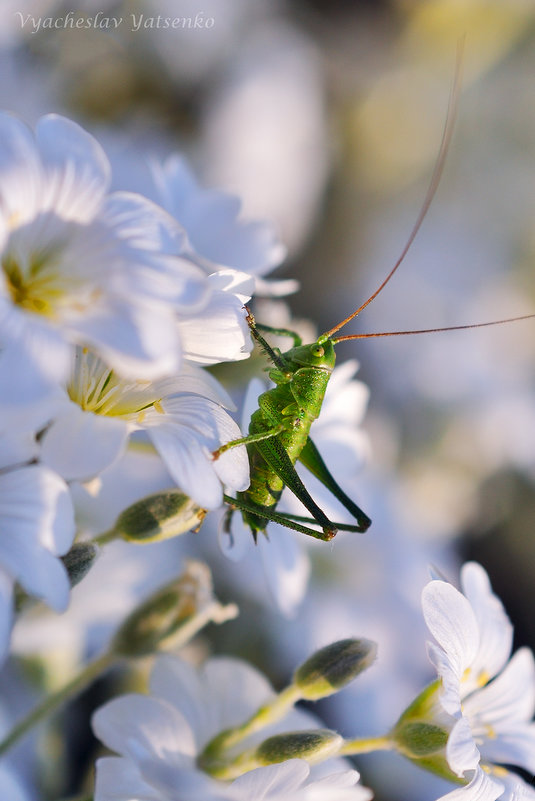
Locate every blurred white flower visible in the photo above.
<box><xmin>422</xmin><ymin>562</ymin><xmax>535</xmax><ymax>797</ymax></box>
<box><xmin>92</xmin><ymin>653</ymin><xmax>340</xmax><ymax>801</ymax></box>
<box><xmin>0</xmin><ymin>436</ymin><xmax>75</xmax><ymax>662</ymax></box>
<box><xmin>0</xmin><ymin>112</ymin><xmax>210</xmax><ymax>387</ymax></box>
<box><xmin>153</xmin><ymin>155</ymin><xmax>291</xmax><ymax>297</ymax></box>
<box><xmin>230</xmin><ymin>760</ymin><xmax>371</xmax><ymax>801</ymax></box>
<box><xmin>40</xmin><ymin>347</ymin><xmax>249</xmax><ymax>509</ymax></box>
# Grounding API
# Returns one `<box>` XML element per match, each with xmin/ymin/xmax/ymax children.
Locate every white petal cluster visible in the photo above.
<box><xmin>422</xmin><ymin>562</ymin><xmax>535</xmax><ymax>801</ymax></box>
<box><xmin>0</xmin><ymin>108</ymin><xmax>289</xmax><ymax>665</ymax></box>
<box><xmin>0</xmin><ymin>112</ymin><xmax>210</xmax><ymax>383</ymax></box>
<box><xmin>92</xmin><ymin>653</ymin><xmax>369</xmax><ymax>801</ymax></box>
<box><xmin>0</xmin><ymin>431</ymin><xmax>75</xmax><ymax>662</ymax></box>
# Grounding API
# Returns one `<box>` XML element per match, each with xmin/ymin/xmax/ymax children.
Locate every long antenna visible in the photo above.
<box><xmin>332</xmin><ymin>314</ymin><xmax>535</xmax><ymax>343</ymax></box>
<box><xmin>322</xmin><ymin>42</ymin><xmax>464</xmax><ymax>342</ymax></box>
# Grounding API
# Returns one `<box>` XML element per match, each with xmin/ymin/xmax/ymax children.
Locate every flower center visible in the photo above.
<box><xmin>68</xmin><ymin>348</ymin><xmax>164</xmax><ymax>423</ymax></box>
<box><xmin>3</xmin><ymin>251</ymin><xmax>62</xmax><ymax>317</ymax></box>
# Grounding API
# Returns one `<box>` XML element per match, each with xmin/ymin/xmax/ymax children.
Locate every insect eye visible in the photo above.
<box><xmin>312</xmin><ymin>345</ymin><xmax>324</xmax><ymax>358</ymax></box>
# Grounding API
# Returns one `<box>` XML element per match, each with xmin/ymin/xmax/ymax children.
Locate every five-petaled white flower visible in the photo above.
<box><xmin>422</xmin><ymin>562</ymin><xmax>535</xmax><ymax>800</ymax></box>
<box><xmin>0</xmin><ymin>112</ymin><xmax>211</xmax><ymax>389</ymax></box>
<box><xmin>152</xmin><ymin>155</ymin><xmax>295</xmax><ymax>297</ymax></box>
<box><xmin>92</xmin><ymin>653</ymin><xmax>369</xmax><ymax>801</ymax></box>
<box><xmin>39</xmin><ymin>347</ymin><xmax>249</xmax><ymax>510</ymax></box>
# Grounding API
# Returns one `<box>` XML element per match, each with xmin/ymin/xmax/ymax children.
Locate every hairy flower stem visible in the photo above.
<box><xmin>200</xmin><ymin>684</ymin><xmax>302</xmax><ymax>764</ymax></box>
<box><xmin>0</xmin><ymin>573</ymin><xmax>236</xmax><ymax>757</ymax></box>
<box><xmin>91</xmin><ymin>528</ymin><xmax>117</xmax><ymax>546</ymax></box>
<box><xmin>339</xmin><ymin>734</ymin><xmax>394</xmax><ymax>755</ymax></box>
<box><xmin>0</xmin><ymin>651</ymin><xmax>115</xmax><ymax>757</ymax></box>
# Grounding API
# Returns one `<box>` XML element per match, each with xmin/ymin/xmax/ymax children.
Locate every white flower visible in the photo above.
<box><xmin>40</xmin><ymin>347</ymin><xmax>249</xmax><ymax>510</ymax></box>
<box><xmin>152</xmin><ymin>155</ymin><xmax>294</xmax><ymax>297</ymax></box>
<box><xmin>92</xmin><ymin>653</ymin><xmax>345</xmax><ymax>801</ymax></box>
<box><xmin>0</xmin><ymin>112</ymin><xmax>210</xmax><ymax>387</ymax></box>
<box><xmin>422</xmin><ymin>562</ymin><xmax>535</xmax><ymax>798</ymax></box>
<box><xmin>0</xmin><ymin>437</ymin><xmax>75</xmax><ymax>662</ymax></box>
<box><xmin>436</xmin><ymin>766</ymin><xmax>503</xmax><ymax>801</ymax></box>
<box><xmin>230</xmin><ymin>760</ymin><xmax>371</xmax><ymax>801</ymax></box>
<box><xmin>176</xmin><ymin>268</ymin><xmax>255</xmax><ymax>365</ymax></box>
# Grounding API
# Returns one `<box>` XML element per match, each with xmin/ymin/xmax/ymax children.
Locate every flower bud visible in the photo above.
<box><xmin>394</xmin><ymin>721</ymin><xmax>449</xmax><ymax>758</ymax></box>
<box><xmin>256</xmin><ymin>729</ymin><xmax>343</xmax><ymax>766</ymax></box>
<box><xmin>110</xmin><ymin>561</ymin><xmax>236</xmax><ymax>657</ymax></box>
<box><xmin>61</xmin><ymin>542</ymin><xmax>99</xmax><ymax>587</ymax></box>
<box><xmin>293</xmin><ymin>638</ymin><xmax>377</xmax><ymax>700</ymax></box>
<box><xmin>112</xmin><ymin>490</ymin><xmax>206</xmax><ymax>543</ymax></box>
<box><xmin>390</xmin><ymin>681</ymin><xmax>457</xmax><ymax>782</ymax></box>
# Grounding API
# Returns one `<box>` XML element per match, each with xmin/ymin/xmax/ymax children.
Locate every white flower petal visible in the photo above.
<box><xmin>464</xmin><ymin>648</ymin><xmax>535</xmax><ymax>730</ymax></box>
<box><xmin>231</xmin><ymin>760</ymin><xmax>310</xmax><ymax>799</ymax></box>
<box><xmin>0</xmin><ymin>464</ymin><xmax>73</xmax><ymax>609</ymax></box>
<box><xmin>496</xmin><ymin>771</ymin><xmax>535</xmax><ymax>801</ymax></box>
<box><xmin>425</xmin><ymin>641</ymin><xmax>464</xmax><ymax>716</ymax></box>
<box><xmin>36</xmin><ymin>114</ymin><xmax>110</xmax><ymax>221</ymax></box>
<box><xmin>148</xmin><ymin>423</ymin><xmax>223</xmax><ymax>510</ymax></box>
<box><xmin>436</xmin><ymin>767</ymin><xmax>503</xmax><ymax>801</ymax></box>
<box><xmin>0</xmin><ymin>306</ymin><xmax>72</xmax><ymax>385</ymax></box>
<box><xmin>177</xmin><ymin>277</ymin><xmax>253</xmax><ymax>365</ymax></box>
<box><xmin>422</xmin><ymin>580</ymin><xmax>479</xmax><ymax>707</ymax></box>
<box><xmin>154</xmin><ymin>155</ymin><xmax>286</xmax><ymax>276</ymax></box>
<box><xmin>92</xmin><ymin>694</ymin><xmax>197</xmax><ymax>762</ymax></box>
<box><xmin>0</xmin><ymin>339</ymin><xmax>63</xmax><ymax>426</ymax></box>
<box><xmin>150</xmin><ymin>654</ymin><xmax>275</xmax><ymax>749</ymax></box>
<box><xmin>70</xmin><ymin>298</ymin><xmax>181</xmax><ymax>381</ymax></box>
<box><xmin>152</xmin><ymin>362</ymin><xmax>236</xmax><ymax>410</ymax></box>
<box><xmin>0</xmin><ymin>762</ymin><xmax>31</xmax><ymax>801</ymax></box>
<box><xmin>481</xmin><ymin>725</ymin><xmax>535</xmax><ymax>775</ymax></box>
<box><xmin>41</xmin><ymin>402</ymin><xmax>128</xmax><ymax>481</ymax></box>
<box><xmin>447</xmin><ymin>717</ymin><xmax>482</xmax><ymax>778</ymax></box>
<box><xmin>460</xmin><ymin>563</ymin><xmax>513</xmax><ymax>690</ymax></box>
<box><xmin>258</xmin><ymin>526</ymin><xmax>311</xmax><ymax>616</ymax></box>
<box><xmin>0</xmin><ymin>112</ymin><xmax>42</xmax><ymax>226</ymax></box>
<box><xmin>94</xmin><ymin>756</ymin><xmax>163</xmax><ymax>801</ymax></box>
<box><xmin>0</xmin><ymin>463</ymin><xmax>74</xmax><ymax>555</ymax></box>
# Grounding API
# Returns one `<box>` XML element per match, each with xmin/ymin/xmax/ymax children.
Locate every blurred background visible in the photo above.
<box><xmin>2</xmin><ymin>1</ymin><xmax>535</xmax><ymax>799</ymax></box>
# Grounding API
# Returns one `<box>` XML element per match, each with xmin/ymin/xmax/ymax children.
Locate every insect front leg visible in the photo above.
<box><xmin>212</xmin><ymin>423</ymin><xmax>286</xmax><ymax>460</ymax></box>
<box><xmin>245</xmin><ymin>308</ymin><xmax>292</xmax><ymax>373</ymax></box>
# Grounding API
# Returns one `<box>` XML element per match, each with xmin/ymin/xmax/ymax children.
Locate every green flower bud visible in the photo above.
<box><xmin>256</xmin><ymin>729</ymin><xmax>343</xmax><ymax>766</ymax></box>
<box><xmin>110</xmin><ymin>561</ymin><xmax>237</xmax><ymax>657</ymax></box>
<box><xmin>293</xmin><ymin>638</ymin><xmax>377</xmax><ymax>700</ymax></box>
<box><xmin>394</xmin><ymin>721</ymin><xmax>449</xmax><ymax>758</ymax></box>
<box><xmin>112</xmin><ymin>490</ymin><xmax>206</xmax><ymax>544</ymax></box>
<box><xmin>61</xmin><ymin>542</ymin><xmax>99</xmax><ymax>587</ymax></box>
<box><xmin>390</xmin><ymin>680</ymin><xmax>459</xmax><ymax>783</ymax></box>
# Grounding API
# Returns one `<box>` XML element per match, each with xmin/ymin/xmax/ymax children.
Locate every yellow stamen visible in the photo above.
<box><xmin>477</xmin><ymin>670</ymin><xmax>490</xmax><ymax>687</ymax></box>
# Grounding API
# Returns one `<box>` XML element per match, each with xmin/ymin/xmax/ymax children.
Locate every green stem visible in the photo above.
<box><xmin>56</xmin><ymin>795</ymin><xmax>93</xmax><ymax>801</ymax></box>
<box><xmin>0</xmin><ymin>651</ymin><xmax>116</xmax><ymax>757</ymax></box>
<box><xmin>201</xmin><ymin>684</ymin><xmax>302</xmax><ymax>763</ymax></box>
<box><xmin>340</xmin><ymin>734</ymin><xmax>394</xmax><ymax>755</ymax></box>
<box><xmin>91</xmin><ymin>528</ymin><xmax>117</xmax><ymax>547</ymax></box>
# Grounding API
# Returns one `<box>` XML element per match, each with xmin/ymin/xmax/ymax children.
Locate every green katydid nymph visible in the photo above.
<box><xmin>212</xmin><ymin>50</ymin><xmax>535</xmax><ymax>544</ymax></box>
